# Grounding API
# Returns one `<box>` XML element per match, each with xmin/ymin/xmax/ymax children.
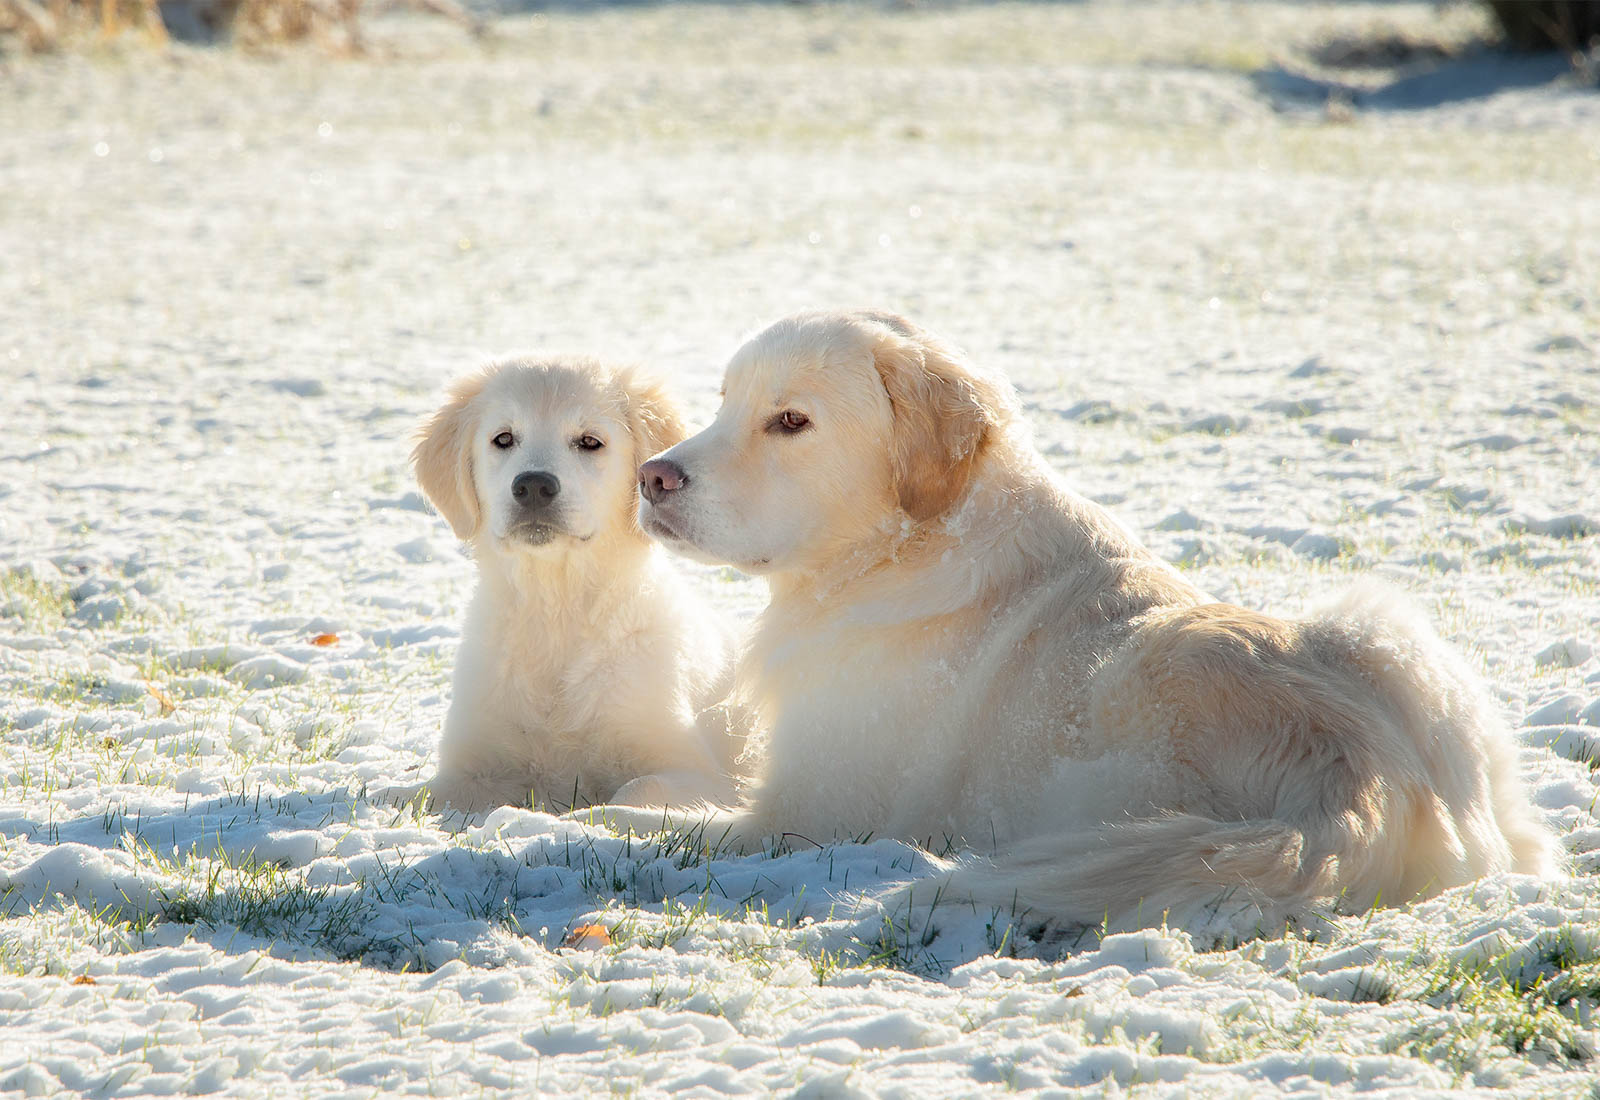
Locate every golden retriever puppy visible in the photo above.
<box><xmin>412</xmin><ymin>357</ymin><xmax>741</xmax><ymax>815</ymax></box>
<box><xmin>583</xmin><ymin>310</ymin><xmax>1559</xmax><ymax>935</ymax></box>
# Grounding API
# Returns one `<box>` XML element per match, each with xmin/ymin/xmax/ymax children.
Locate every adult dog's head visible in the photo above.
<box><xmin>639</xmin><ymin>311</ymin><xmax>1016</xmax><ymax>575</ymax></box>
<box><xmin>413</xmin><ymin>357</ymin><xmax>685</xmax><ymax>555</ymax></box>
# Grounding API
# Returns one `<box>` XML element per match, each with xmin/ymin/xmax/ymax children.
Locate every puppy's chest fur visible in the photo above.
<box><xmin>479</xmin><ymin>586</ymin><xmax>683</xmax><ymax>742</ymax></box>
<box><xmin>441</xmin><ymin>567</ymin><xmax>703</xmax><ymax>797</ymax></box>
<box><xmin>491</xmin><ymin>614</ymin><xmax>609</xmax><ymax>729</ymax></box>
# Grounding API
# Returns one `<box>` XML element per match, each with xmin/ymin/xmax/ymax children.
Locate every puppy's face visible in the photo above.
<box><xmin>413</xmin><ymin>359</ymin><xmax>684</xmax><ymax>555</ymax></box>
<box><xmin>640</xmin><ymin>311</ymin><xmax>1011</xmax><ymax>575</ymax></box>
<box><xmin>469</xmin><ymin>367</ymin><xmax>638</xmax><ymax>549</ymax></box>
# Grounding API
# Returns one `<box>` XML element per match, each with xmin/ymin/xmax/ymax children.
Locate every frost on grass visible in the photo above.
<box><xmin>3</xmin><ymin>0</ymin><xmax>1600</xmax><ymax>1094</ymax></box>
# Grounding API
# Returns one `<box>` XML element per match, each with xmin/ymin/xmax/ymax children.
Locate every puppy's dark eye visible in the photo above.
<box><xmin>491</xmin><ymin>431</ymin><xmax>515</xmax><ymax>449</ymax></box>
<box><xmin>575</xmin><ymin>434</ymin><xmax>605</xmax><ymax>452</ymax></box>
<box><xmin>771</xmin><ymin>410</ymin><xmax>810</xmax><ymax>434</ymax></box>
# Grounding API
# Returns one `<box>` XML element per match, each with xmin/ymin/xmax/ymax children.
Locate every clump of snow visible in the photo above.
<box><xmin>1527</xmin><ymin>694</ymin><xmax>1588</xmax><ymax>727</ymax></box>
<box><xmin>227</xmin><ymin>654</ymin><xmax>309</xmax><ymax>689</ymax></box>
<box><xmin>1289</xmin><ymin>532</ymin><xmax>1346</xmax><ymax>561</ymax></box>
<box><xmin>1536</xmin><ymin>638</ymin><xmax>1595</xmax><ymax>669</ymax></box>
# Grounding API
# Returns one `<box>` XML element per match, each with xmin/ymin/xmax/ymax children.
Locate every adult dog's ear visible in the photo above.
<box><xmin>863</xmin><ymin>312</ymin><xmax>1015</xmax><ymax>522</ymax></box>
<box><xmin>619</xmin><ymin>368</ymin><xmax>689</xmax><ymax>472</ymax></box>
<box><xmin>411</xmin><ymin>369</ymin><xmax>490</xmax><ymax>541</ymax></box>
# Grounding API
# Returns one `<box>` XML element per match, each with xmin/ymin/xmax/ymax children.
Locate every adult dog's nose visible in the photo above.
<box><xmin>639</xmin><ymin>459</ymin><xmax>689</xmax><ymax>505</ymax></box>
<box><xmin>512</xmin><ymin>471</ymin><xmax>561</xmax><ymax>506</ymax></box>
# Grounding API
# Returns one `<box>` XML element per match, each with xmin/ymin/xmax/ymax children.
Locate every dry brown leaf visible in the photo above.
<box><xmin>562</xmin><ymin>923</ymin><xmax>613</xmax><ymax>950</ymax></box>
<box><xmin>311</xmin><ymin>633</ymin><xmax>339</xmax><ymax>647</ymax></box>
<box><xmin>144</xmin><ymin>681</ymin><xmax>176</xmax><ymax>716</ymax></box>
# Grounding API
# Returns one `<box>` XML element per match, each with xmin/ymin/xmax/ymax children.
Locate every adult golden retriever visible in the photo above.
<box><xmin>413</xmin><ymin>357</ymin><xmax>741</xmax><ymax>814</ymax></box>
<box><xmin>586</xmin><ymin>311</ymin><xmax>1558</xmax><ymax>935</ymax></box>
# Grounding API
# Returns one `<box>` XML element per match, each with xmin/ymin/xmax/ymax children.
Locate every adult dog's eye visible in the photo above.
<box><xmin>771</xmin><ymin>410</ymin><xmax>810</xmax><ymax>434</ymax></box>
<box><xmin>491</xmin><ymin>431</ymin><xmax>515</xmax><ymax>449</ymax></box>
<box><xmin>575</xmin><ymin>434</ymin><xmax>605</xmax><ymax>451</ymax></box>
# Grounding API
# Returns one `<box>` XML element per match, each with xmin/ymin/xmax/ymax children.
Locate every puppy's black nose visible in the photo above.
<box><xmin>639</xmin><ymin>459</ymin><xmax>688</xmax><ymax>505</ymax></box>
<box><xmin>512</xmin><ymin>471</ymin><xmax>561</xmax><ymax>506</ymax></box>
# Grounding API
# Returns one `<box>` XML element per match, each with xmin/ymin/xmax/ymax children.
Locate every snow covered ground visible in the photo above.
<box><xmin>2</xmin><ymin>1</ymin><xmax>1599</xmax><ymax>1094</ymax></box>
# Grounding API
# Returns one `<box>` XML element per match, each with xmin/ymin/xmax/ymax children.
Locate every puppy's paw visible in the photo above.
<box><xmin>426</xmin><ymin>772</ymin><xmax>530</xmax><ymax>817</ymax></box>
<box><xmin>367</xmin><ymin>780</ymin><xmax>429</xmax><ymax>810</ymax></box>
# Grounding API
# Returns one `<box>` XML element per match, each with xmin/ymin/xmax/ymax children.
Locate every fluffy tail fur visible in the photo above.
<box><xmin>904</xmin><ymin>816</ymin><xmax>1332</xmax><ymax>941</ymax></box>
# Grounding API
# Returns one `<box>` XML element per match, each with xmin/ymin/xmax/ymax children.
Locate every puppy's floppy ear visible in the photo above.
<box><xmin>411</xmin><ymin>369</ymin><xmax>490</xmax><ymax>541</ymax></box>
<box><xmin>619</xmin><ymin>367</ymin><xmax>689</xmax><ymax>471</ymax></box>
<box><xmin>862</xmin><ymin>312</ymin><xmax>1015</xmax><ymax>522</ymax></box>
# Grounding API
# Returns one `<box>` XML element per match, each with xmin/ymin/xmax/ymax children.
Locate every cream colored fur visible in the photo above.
<box><xmin>582</xmin><ymin>310</ymin><xmax>1561</xmax><ymax>934</ymax></box>
<box><xmin>413</xmin><ymin>357</ymin><xmax>741</xmax><ymax>814</ymax></box>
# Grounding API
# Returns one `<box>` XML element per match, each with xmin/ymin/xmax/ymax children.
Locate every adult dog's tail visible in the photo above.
<box><xmin>902</xmin><ymin>815</ymin><xmax>1334</xmax><ymax>941</ymax></box>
